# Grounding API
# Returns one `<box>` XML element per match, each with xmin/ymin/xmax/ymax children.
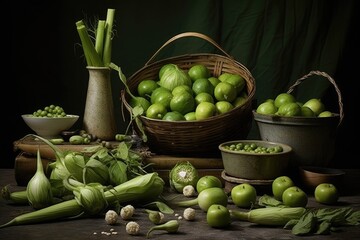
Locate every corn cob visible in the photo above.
<box><xmin>230</xmin><ymin>207</ymin><xmax>307</xmax><ymax>226</ymax></box>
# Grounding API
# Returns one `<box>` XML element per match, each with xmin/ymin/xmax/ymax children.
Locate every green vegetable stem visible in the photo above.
<box><xmin>146</xmin><ymin>219</ymin><xmax>180</xmax><ymax>238</ymax></box>
<box><xmin>1</xmin><ymin>187</ymin><xmax>28</xmax><ymax>205</ymax></box>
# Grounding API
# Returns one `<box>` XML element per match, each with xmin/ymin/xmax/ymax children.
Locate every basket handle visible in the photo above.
<box><xmin>145</xmin><ymin>32</ymin><xmax>233</xmax><ymax>66</ymax></box>
<box><xmin>287</xmin><ymin>70</ymin><xmax>344</xmax><ymax>126</ymax></box>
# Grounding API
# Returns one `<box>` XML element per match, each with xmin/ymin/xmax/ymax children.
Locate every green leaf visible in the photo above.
<box><xmin>258</xmin><ymin>194</ymin><xmax>284</xmax><ymax>207</ymax></box>
<box><xmin>315</xmin><ymin>207</ymin><xmax>354</xmax><ymax>226</ymax></box>
<box><xmin>292</xmin><ymin>210</ymin><xmax>317</xmax><ymax>236</ymax></box>
<box><xmin>315</xmin><ymin>220</ymin><xmax>331</xmax><ymax>235</ymax></box>
<box><xmin>133</xmin><ymin>106</ymin><xmax>144</xmax><ymax>117</ymax></box>
<box><xmin>82</xmin><ymin>144</ymin><xmax>104</xmax><ymax>153</ymax></box>
<box><xmin>284</xmin><ymin>219</ymin><xmax>299</xmax><ymax>229</ymax></box>
<box><xmin>90</xmin><ymin>147</ymin><xmax>115</xmax><ymax>166</ymax></box>
<box><xmin>83</xmin><ymin>158</ymin><xmax>109</xmax><ymax>185</ymax></box>
<box><xmin>108</xmin><ymin>160</ymin><xmax>128</xmax><ymax>186</ymax></box>
<box><xmin>345</xmin><ymin>209</ymin><xmax>360</xmax><ymax>225</ymax></box>
<box><xmin>142</xmin><ymin>201</ymin><xmax>174</xmax><ymax>214</ymax></box>
<box><xmin>116</xmin><ymin>141</ymin><xmax>129</xmax><ymax>160</ymax></box>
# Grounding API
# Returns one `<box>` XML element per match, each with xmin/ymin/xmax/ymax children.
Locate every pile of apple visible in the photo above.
<box><xmin>271</xmin><ymin>176</ymin><xmax>339</xmax><ymax>206</ymax></box>
<box><xmin>256</xmin><ymin>92</ymin><xmax>333</xmax><ymax>117</ymax></box>
<box><xmin>230</xmin><ymin>176</ymin><xmax>338</xmax><ymax>210</ymax></box>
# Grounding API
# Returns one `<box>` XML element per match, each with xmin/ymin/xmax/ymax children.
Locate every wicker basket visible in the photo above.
<box><xmin>121</xmin><ymin>32</ymin><xmax>256</xmax><ymax>157</ymax></box>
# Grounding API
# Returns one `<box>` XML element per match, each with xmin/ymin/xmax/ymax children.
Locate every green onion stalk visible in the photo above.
<box><xmin>0</xmin><ymin>172</ymin><xmax>165</xmax><ymax>229</ymax></box>
<box><xmin>76</xmin><ymin>8</ymin><xmax>115</xmax><ymax>67</ymax></box>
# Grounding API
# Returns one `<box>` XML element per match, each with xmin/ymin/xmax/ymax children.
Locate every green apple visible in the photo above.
<box><xmin>277</xmin><ymin>102</ymin><xmax>302</xmax><ymax>116</ymax></box>
<box><xmin>256</xmin><ymin>101</ymin><xmax>277</xmax><ymax>115</ymax></box>
<box><xmin>231</xmin><ymin>183</ymin><xmax>257</xmax><ymax>208</ymax></box>
<box><xmin>318</xmin><ymin>111</ymin><xmax>333</xmax><ymax>117</ymax></box>
<box><xmin>196</xmin><ymin>176</ymin><xmax>223</xmax><ymax>193</ymax></box>
<box><xmin>272</xmin><ymin>176</ymin><xmax>295</xmax><ymax>201</ymax></box>
<box><xmin>206</xmin><ymin>204</ymin><xmax>231</xmax><ymax>228</ymax></box>
<box><xmin>282</xmin><ymin>186</ymin><xmax>308</xmax><ymax>207</ymax></box>
<box><xmin>301</xmin><ymin>106</ymin><xmax>315</xmax><ymax>117</ymax></box>
<box><xmin>274</xmin><ymin>93</ymin><xmax>296</xmax><ymax>108</ymax></box>
<box><xmin>314</xmin><ymin>183</ymin><xmax>339</xmax><ymax>204</ymax></box>
<box><xmin>303</xmin><ymin>98</ymin><xmax>325</xmax><ymax>116</ymax></box>
<box><xmin>197</xmin><ymin>187</ymin><xmax>228</xmax><ymax>212</ymax></box>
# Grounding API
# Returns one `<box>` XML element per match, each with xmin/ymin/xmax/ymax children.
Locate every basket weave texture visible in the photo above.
<box><xmin>121</xmin><ymin>32</ymin><xmax>256</xmax><ymax>157</ymax></box>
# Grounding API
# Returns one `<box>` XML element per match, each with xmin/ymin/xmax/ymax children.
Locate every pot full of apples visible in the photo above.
<box><xmin>252</xmin><ymin>71</ymin><xmax>343</xmax><ymax>168</ymax></box>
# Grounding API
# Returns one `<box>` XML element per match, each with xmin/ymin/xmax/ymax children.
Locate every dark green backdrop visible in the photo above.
<box><xmin>5</xmin><ymin>0</ymin><xmax>357</xmax><ymax>168</ymax></box>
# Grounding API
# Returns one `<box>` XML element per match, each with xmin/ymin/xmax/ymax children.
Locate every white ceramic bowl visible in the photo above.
<box><xmin>22</xmin><ymin>114</ymin><xmax>79</xmax><ymax>138</ymax></box>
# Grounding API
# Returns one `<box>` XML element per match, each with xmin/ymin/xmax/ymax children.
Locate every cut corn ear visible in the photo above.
<box><xmin>230</xmin><ymin>207</ymin><xmax>307</xmax><ymax>226</ymax></box>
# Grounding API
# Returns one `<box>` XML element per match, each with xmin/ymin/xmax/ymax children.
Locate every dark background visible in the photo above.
<box><xmin>4</xmin><ymin>0</ymin><xmax>357</xmax><ymax>169</ymax></box>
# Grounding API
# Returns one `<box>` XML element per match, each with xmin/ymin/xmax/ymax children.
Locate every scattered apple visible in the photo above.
<box><xmin>206</xmin><ymin>204</ymin><xmax>231</xmax><ymax>228</ymax></box>
<box><xmin>196</xmin><ymin>175</ymin><xmax>222</xmax><ymax>193</ymax></box>
<box><xmin>314</xmin><ymin>183</ymin><xmax>339</xmax><ymax>205</ymax></box>
<box><xmin>231</xmin><ymin>183</ymin><xmax>257</xmax><ymax>208</ymax></box>
<box><xmin>282</xmin><ymin>186</ymin><xmax>308</xmax><ymax>207</ymax></box>
<box><xmin>272</xmin><ymin>176</ymin><xmax>295</xmax><ymax>201</ymax></box>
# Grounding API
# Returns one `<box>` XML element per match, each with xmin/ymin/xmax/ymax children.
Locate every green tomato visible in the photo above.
<box><xmin>196</xmin><ymin>176</ymin><xmax>223</xmax><ymax>193</ymax></box>
<box><xmin>206</xmin><ymin>204</ymin><xmax>231</xmax><ymax>228</ymax></box>
<box><xmin>282</xmin><ymin>186</ymin><xmax>308</xmax><ymax>207</ymax></box>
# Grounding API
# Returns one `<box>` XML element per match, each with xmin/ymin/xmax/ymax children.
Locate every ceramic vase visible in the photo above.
<box><xmin>83</xmin><ymin>66</ymin><xmax>117</xmax><ymax>140</ymax></box>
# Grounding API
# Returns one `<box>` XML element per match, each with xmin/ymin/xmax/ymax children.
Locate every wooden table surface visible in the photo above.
<box><xmin>0</xmin><ymin>168</ymin><xmax>359</xmax><ymax>240</ymax></box>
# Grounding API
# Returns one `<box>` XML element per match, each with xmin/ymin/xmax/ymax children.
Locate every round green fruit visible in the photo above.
<box><xmin>282</xmin><ymin>186</ymin><xmax>308</xmax><ymax>207</ymax></box>
<box><xmin>206</xmin><ymin>204</ymin><xmax>231</xmax><ymax>228</ymax></box>
<box><xmin>231</xmin><ymin>183</ymin><xmax>257</xmax><ymax>208</ymax></box>
<box><xmin>196</xmin><ymin>176</ymin><xmax>223</xmax><ymax>193</ymax></box>
<box><xmin>272</xmin><ymin>176</ymin><xmax>295</xmax><ymax>201</ymax></box>
<box><xmin>314</xmin><ymin>183</ymin><xmax>339</xmax><ymax>205</ymax></box>
<box><xmin>303</xmin><ymin>98</ymin><xmax>325</xmax><ymax>116</ymax></box>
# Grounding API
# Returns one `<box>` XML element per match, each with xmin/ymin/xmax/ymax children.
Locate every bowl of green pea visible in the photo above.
<box><xmin>22</xmin><ymin>104</ymin><xmax>79</xmax><ymax>139</ymax></box>
<box><xmin>219</xmin><ymin>140</ymin><xmax>293</xmax><ymax>180</ymax></box>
